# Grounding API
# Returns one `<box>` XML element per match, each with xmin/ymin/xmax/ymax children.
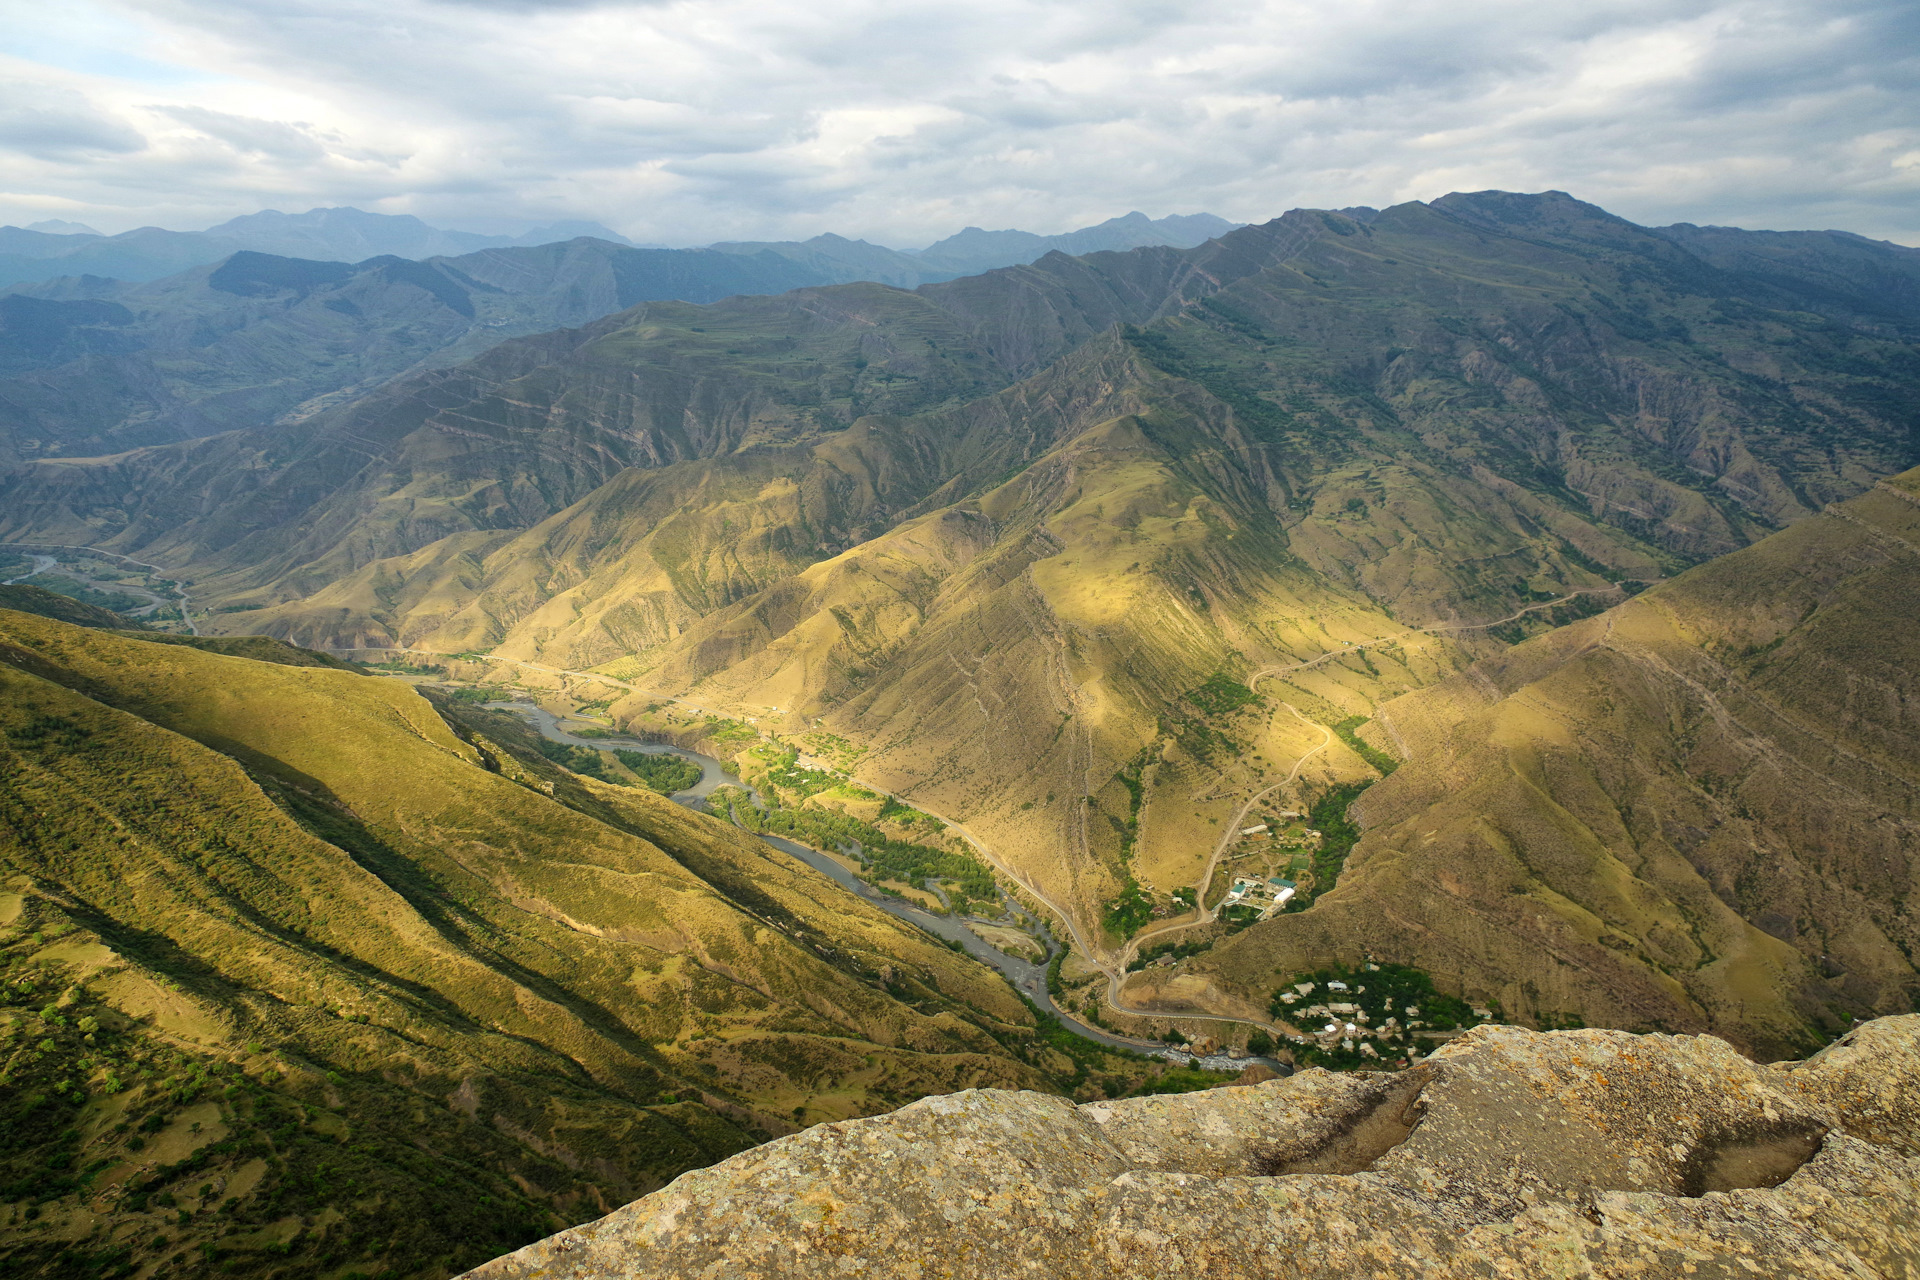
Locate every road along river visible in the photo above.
<box><xmin>473</xmin><ymin>697</ymin><xmax>1268</xmax><ymax>1069</ymax></box>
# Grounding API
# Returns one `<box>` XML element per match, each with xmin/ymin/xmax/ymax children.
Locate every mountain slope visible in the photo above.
<box><xmin>0</xmin><ymin>583</ymin><xmax>146</xmax><ymax>631</ymax></box>
<box><xmin>1184</xmin><ymin>466</ymin><xmax>1920</xmax><ymax>1057</ymax></box>
<box><xmin>0</xmin><ymin>610</ymin><xmax>1122</xmax><ymax>1277</ymax></box>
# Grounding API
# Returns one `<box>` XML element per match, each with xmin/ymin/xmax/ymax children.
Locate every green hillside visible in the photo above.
<box><xmin>0</xmin><ymin>584</ymin><xmax>145</xmax><ymax>632</ymax></box>
<box><xmin>0</xmin><ymin>612</ymin><xmax>1151</xmax><ymax>1279</ymax></box>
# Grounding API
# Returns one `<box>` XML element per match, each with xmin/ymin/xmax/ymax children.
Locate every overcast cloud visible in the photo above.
<box><xmin>0</xmin><ymin>0</ymin><xmax>1915</xmax><ymax>245</ymax></box>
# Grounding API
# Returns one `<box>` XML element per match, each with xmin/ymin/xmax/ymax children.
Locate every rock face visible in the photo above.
<box><xmin>464</xmin><ymin>1016</ymin><xmax>1920</xmax><ymax>1279</ymax></box>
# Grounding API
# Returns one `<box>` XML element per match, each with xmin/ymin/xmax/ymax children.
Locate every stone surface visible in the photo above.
<box><xmin>464</xmin><ymin>1016</ymin><xmax>1920</xmax><ymax>1279</ymax></box>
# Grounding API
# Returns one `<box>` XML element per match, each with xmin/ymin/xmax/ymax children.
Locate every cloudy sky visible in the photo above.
<box><xmin>2</xmin><ymin>0</ymin><xmax>1916</xmax><ymax>246</ymax></box>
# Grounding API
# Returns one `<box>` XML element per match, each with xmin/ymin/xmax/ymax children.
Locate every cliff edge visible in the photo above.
<box><xmin>465</xmin><ymin>1016</ymin><xmax>1920</xmax><ymax>1278</ymax></box>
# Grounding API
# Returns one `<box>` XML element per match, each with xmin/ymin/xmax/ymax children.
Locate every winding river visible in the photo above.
<box><xmin>476</xmin><ymin>699</ymin><xmax>1269</xmax><ymax>1069</ymax></box>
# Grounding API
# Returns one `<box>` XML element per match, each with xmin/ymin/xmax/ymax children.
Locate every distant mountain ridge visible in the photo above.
<box><xmin>911</xmin><ymin>211</ymin><xmax>1243</xmax><ymax>275</ymax></box>
<box><xmin>707</xmin><ymin>212</ymin><xmax>1246</xmax><ymax>287</ymax></box>
<box><xmin>0</xmin><ymin>206</ymin><xmax>1245</xmax><ymax>290</ymax></box>
<box><xmin>0</xmin><ymin>238</ymin><xmax>823</xmax><ymax>462</ymax></box>
<box><xmin>0</xmin><ymin>206</ymin><xmax>1250</xmax><ymax>461</ymax></box>
<box><xmin>0</xmin><ymin>207</ymin><xmax>637</xmax><ymax>289</ymax></box>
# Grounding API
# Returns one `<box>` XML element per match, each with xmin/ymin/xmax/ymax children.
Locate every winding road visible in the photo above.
<box><xmin>2</xmin><ymin>543</ymin><xmax>200</xmax><ymax>635</ymax></box>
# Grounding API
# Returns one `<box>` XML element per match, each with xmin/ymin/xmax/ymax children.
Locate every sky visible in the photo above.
<box><xmin>1</xmin><ymin>0</ymin><xmax>1916</xmax><ymax>247</ymax></box>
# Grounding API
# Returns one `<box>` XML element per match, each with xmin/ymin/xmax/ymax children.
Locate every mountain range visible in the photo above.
<box><xmin>0</xmin><ymin>209</ymin><xmax>1243</xmax><ymax>464</ymax></box>
<box><xmin>710</xmin><ymin>211</ymin><xmax>1244</xmax><ymax>286</ymax></box>
<box><xmin>0</xmin><ymin>208</ymin><xmax>635</xmax><ymax>289</ymax></box>
<box><xmin>0</xmin><ymin>240</ymin><xmax>822</xmax><ymax>462</ymax></box>
<box><xmin>2</xmin><ymin>190</ymin><xmax>1915</xmax><ymax>1065</ymax></box>
<box><xmin>0</xmin><ymin>207</ymin><xmax>1240</xmax><ymax>292</ymax></box>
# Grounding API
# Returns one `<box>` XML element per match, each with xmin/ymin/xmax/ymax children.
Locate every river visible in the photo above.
<box><xmin>2</xmin><ymin>553</ymin><xmax>58</xmax><ymax>586</ymax></box>
<box><xmin>475</xmin><ymin>698</ymin><xmax>1269</xmax><ymax>1069</ymax></box>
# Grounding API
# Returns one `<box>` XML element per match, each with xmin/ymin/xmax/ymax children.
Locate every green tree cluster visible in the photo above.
<box><xmin>613</xmin><ymin>749</ymin><xmax>703</xmax><ymax>795</ymax></box>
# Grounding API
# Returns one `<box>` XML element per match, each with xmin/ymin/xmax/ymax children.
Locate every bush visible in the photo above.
<box><xmin>726</xmin><ymin>790</ymin><xmax>998</xmax><ymax>912</ymax></box>
<box><xmin>1102</xmin><ymin>877</ymin><xmax>1154</xmax><ymax>937</ymax></box>
<box><xmin>533</xmin><ymin>738</ymin><xmax>610</xmax><ymax>781</ymax></box>
<box><xmin>1130</xmin><ymin>1065</ymin><xmax>1231</xmax><ymax>1096</ymax></box>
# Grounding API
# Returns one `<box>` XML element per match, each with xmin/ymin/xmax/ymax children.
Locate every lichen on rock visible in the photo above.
<box><xmin>464</xmin><ymin>1016</ymin><xmax>1920</xmax><ymax>1278</ymax></box>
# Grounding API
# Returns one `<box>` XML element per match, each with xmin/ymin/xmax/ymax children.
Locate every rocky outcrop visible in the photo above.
<box><xmin>465</xmin><ymin>1016</ymin><xmax>1920</xmax><ymax>1279</ymax></box>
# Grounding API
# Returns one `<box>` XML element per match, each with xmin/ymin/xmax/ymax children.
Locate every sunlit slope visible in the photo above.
<box><xmin>1191</xmin><ymin>468</ymin><xmax>1920</xmax><ymax>1057</ymax></box>
<box><xmin>0</xmin><ymin>611</ymin><xmax>1066</xmax><ymax>1275</ymax></box>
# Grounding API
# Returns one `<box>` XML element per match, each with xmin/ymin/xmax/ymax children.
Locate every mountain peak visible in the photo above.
<box><xmin>913</xmin><ymin>210</ymin><xmax>1244</xmax><ymax>272</ymax></box>
<box><xmin>24</xmin><ymin>219</ymin><xmax>101</xmax><ymax>236</ymax></box>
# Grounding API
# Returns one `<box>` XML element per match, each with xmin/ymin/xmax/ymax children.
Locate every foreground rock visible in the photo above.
<box><xmin>466</xmin><ymin>1017</ymin><xmax>1920</xmax><ymax>1279</ymax></box>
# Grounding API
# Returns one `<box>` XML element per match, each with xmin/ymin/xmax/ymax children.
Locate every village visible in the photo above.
<box><xmin>1272</xmin><ymin>963</ymin><xmax>1496</xmax><ymax>1066</ymax></box>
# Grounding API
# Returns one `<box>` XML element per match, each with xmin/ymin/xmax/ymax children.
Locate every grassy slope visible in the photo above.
<box><xmin>0</xmin><ymin>611</ymin><xmax>1150</xmax><ymax>1279</ymax></box>
<box><xmin>1194</xmin><ymin>467</ymin><xmax>1920</xmax><ymax>1057</ymax></box>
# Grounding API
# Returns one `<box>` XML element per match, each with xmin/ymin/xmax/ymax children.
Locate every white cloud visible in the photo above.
<box><xmin>0</xmin><ymin>0</ymin><xmax>1914</xmax><ymax>244</ymax></box>
<box><xmin>0</xmin><ymin>80</ymin><xmax>148</xmax><ymax>159</ymax></box>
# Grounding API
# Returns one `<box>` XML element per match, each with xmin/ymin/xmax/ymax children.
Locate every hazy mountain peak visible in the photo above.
<box><xmin>24</xmin><ymin>219</ymin><xmax>100</xmax><ymax>236</ymax></box>
<box><xmin>913</xmin><ymin>210</ymin><xmax>1244</xmax><ymax>273</ymax></box>
<box><xmin>508</xmin><ymin>219</ymin><xmax>633</xmax><ymax>246</ymax></box>
<box><xmin>205</xmin><ymin>206</ymin><xmax>436</xmax><ymax>235</ymax></box>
